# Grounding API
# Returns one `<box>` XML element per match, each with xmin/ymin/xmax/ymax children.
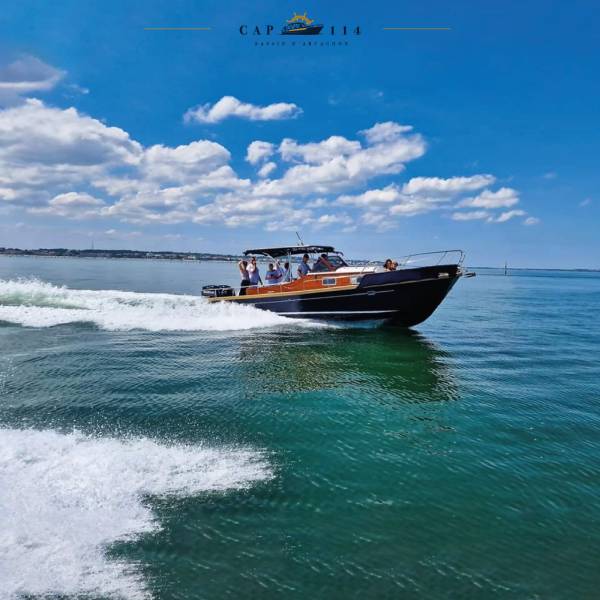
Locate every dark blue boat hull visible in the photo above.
<box><xmin>232</xmin><ymin>265</ymin><xmax>460</xmax><ymax>327</ymax></box>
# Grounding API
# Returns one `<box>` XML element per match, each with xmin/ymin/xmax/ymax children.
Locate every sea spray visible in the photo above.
<box><xmin>0</xmin><ymin>277</ymin><xmax>324</xmax><ymax>331</ymax></box>
<box><xmin>0</xmin><ymin>428</ymin><xmax>272</xmax><ymax>599</ymax></box>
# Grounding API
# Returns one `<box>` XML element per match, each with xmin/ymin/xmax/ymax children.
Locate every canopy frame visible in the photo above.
<box><xmin>243</xmin><ymin>245</ymin><xmax>337</xmax><ymax>258</ymax></box>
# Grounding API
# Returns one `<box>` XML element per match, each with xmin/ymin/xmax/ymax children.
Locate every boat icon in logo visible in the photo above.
<box><xmin>281</xmin><ymin>12</ymin><xmax>324</xmax><ymax>35</ymax></box>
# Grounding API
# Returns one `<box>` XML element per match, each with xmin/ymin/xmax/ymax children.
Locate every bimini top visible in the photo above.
<box><xmin>244</xmin><ymin>245</ymin><xmax>336</xmax><ymax>258</ymax></box>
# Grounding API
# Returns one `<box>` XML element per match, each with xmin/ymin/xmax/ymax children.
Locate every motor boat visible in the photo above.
<box><xmin>202</xmin><ymin>245</ymin><xmax>474</xmax><ymax>326</ymax></box>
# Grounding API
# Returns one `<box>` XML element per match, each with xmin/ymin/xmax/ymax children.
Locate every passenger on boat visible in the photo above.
<box><xmin>383</xmin><ymin>258</ymin><xmax>393</xmax><ymax>271</ymax></box>
<box><xmin>281</xmin><ymin>261</ymin><xmax>291</xmax><ymax>282</ymax></box>
<box><xmin>265</xmin><ymin>262</ymin><xmax>282</xmax><ymax>286</ymax></box>
<box><xmin>297</xmin><ymin>253</ymin><xmax>311</xmax><ymax>277</ymax></box>
<box><xmin>247</xmin><ymin>256</ymin><xmax>263</xmax><ymax>287</ymax></box>
<box><xmin>313</xmin><ymin>253</ymin><xmax>334</xmax><ymax>272</ymax></box>
<box><xmin>238</xmin><ymin>260</ymin><xmax>251</xmax><ymax>296</ymax></box>
<box><xmin>391</xmin><ymin>261</ymin><xmax>398</xmax><ymax>271</ymax></box>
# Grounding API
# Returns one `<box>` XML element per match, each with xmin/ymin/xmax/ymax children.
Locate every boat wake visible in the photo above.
<box><xmin>0</xmin><ymin>427</ymin><xmax>272</xmax><ymax>599</ymax></box>
<box><xmin>0</xmin><ymin>278</ymin><xmax>322</xmax><ymax>332</ymax></box>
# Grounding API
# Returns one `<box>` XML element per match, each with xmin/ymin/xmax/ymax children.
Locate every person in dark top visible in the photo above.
<box><xmin>238</xmin><ymin>260</ymin><xmax>251</xmax><ymax>295</ymax></box>
<box><xmin>313</xmin><ymin>253</ymin><xmax>334</xmax><ymax>272</ymax></box>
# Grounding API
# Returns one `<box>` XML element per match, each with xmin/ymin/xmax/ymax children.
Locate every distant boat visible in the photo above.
<box><xmin>281</xmin><ymin>12</ymin><xmax>323</xmax><ymax>35</ymax></box>
<box><xmin>202</xmin><ymin>244</ymin><xmax>474</xmax><ymax>326</ymax></box>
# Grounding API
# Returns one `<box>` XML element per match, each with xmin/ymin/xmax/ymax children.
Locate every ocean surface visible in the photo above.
<box><xmin>0</xmin><ymin>255</ymin><xmax>599</xmax><ymax>600</ymax></box>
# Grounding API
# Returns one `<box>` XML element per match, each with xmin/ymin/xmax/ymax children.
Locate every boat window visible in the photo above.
<box><xmin>312</xmin><ymin>253</ymin><xmax>347</xmax><ymax>272</ymax></box>
<box><xmin>322</xmin><ymin>278</ymin><xmax>336</xmax><ymax>286</ymax></box>
<box><xmin>351</xmin><ymin>276</ymin><xmax>362</xmax><ymax>285</ymax></box>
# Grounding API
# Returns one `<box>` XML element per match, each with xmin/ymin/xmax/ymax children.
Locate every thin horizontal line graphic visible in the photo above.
<box><xmin>383</xmin><ymin>27</ymin><xmax>451</xmax><ymax>31</ymax></box>
<box><xmin>144</xmin><ymin>27</ymin><xmax>211</xmax><ymax>31</ymax></box>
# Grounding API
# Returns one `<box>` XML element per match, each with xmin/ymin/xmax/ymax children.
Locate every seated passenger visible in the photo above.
<box><xmin>383</xmin><ymin>259</ymin><xmax>393</xmax><ymax>271</ymax></box>
<box><xmin>391</xmin><ymin>261</ymin><xmax>398</xmax><ymax>271</ymax></box>
<box><xmin>281</xmin><ymin>261</ymin><xmax>291</xmax><ymax>282</ymax></box>
<box><xmin>297</xmin><ymin>253</ymin><xmax>311</xmax><ymax>278</ymax></box>
<box><xmin>265</xmin><ymin>262</ymin><xmax>282</xmax><ymax>286</ymax></box>
<box><xmin>313</xmin><ymin>253</ymin><xmax>334</xmax><ymax>272</ymax></box>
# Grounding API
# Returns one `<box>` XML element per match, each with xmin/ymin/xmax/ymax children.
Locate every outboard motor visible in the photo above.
<box><xmin>201</xmin><ymin>284</ymin><xmax>235</xmax><ymax>298</ymax></box>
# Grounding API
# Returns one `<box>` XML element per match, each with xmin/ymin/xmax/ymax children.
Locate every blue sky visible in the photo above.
<box><xmin>0</xmin><ymin>0</ymin><xmax>598</xmax><ymax>268</ymax></box>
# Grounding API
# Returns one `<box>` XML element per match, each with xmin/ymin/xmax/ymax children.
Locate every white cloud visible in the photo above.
<box><xmin>451</xmin><ymin>210</ymin><xmax>490</xmax><ymax>221</ymax></box>
<box><xmin>360</xmin><ymin>211</ymin><xmax>398</xmax><ymax>232</ymax></box>
<box><xmin>313</xmin><ymin>213</ymin><xmax>354</xmax><ymax>229</ymax></box>
<box><xmin>0</xmin><ymin>89</ymin><xmax>530</xmax><ymax>233</ymax></box>
<box><xmin>279</xmin><ymin>136</ymin><xmax>361</xmax><ymax>164</ymax></box>
<box><xmin>0</xmin><ymin>98</ymin><xmax>141</xmax><ymax>168</ymax></box>
<box><xmin>246</xmin><ymin>141</ymin><xmax>275</xmax><ymax>165</ymax></box>
<box><xmin>257</xmin><ymin>162</ymin><xmax>276</xmax><ymax>178</ymax></box>
<box><xmin>523</xmin><ymin>216</ymin><xmax>540</xmax><ymax>225</ymax></box>
<box><xmin>338</xmin><ymin>184</ymin><xmax>402</xmax><ymax>206</ymax></box>
<box><xmin>0</xmin><ymin>56</ymin><xmax>65</xmax><ymax>104</ymax></box>
<box><xmin>360</xmin><ymin>122</ymin><xmax>413</xmax><ymax>144</ymax></box>
<box><xmin>402</xmin><ymin>175</ymin><xmax>495</xmax><ymax>196</ymax></box>
<box><xmin>306</xmin><ymin>198</ymin><xmax>328</xmax><ymax>208</ymax></box>
<box><xmin>255</xmin><ymin>122</ymin><xmax>425</xmax><ymax>197</ymax></box>
<box><xmin>184</xmin><ymin>96</ymin><xmax>302</xmax><ymax>124</ymax></box>
<box><xmin>458</xmin><ymin>187</ymin><xmax>519</xmax><ymax>209</ymax></box>
<box><xmin>141</xmin><ymin>141</ymin><xmax>231</xmax><ymax>183</ymax></box>
<box><xmin>29</xmin><ymin>192</ymin><xmax>105</xmax><ymax>219</ymax></box>
<box><xmin>494</xmin><ymin>209</ymin><xmax>526</xmax><ymax>223</ymax></box>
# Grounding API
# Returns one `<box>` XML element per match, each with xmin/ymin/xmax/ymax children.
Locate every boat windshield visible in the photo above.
<box><xmin>312</xmin><ymin>253</ymin><xmax>347</xmax><ymax>272</ymax></box>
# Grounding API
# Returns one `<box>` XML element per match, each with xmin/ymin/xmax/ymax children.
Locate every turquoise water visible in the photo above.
<box><xmin>1</xmin><ymin>256</ymin><xmax>599</xmax><ymax>599</ymax></box>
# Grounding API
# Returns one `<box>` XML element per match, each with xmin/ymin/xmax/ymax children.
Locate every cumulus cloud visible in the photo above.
<box><xmin>360</xmin><ymin>122</ymin><xmax>413</xmax><ymax>144</ymax></box>
<box><xmin>279</xmin><ymin>136</ymin><xmax>361</xmax><ymax>164</ymax></box>
<box><xmin>28</xmin><ymin>192</ymin><xmax>105</xmax><ymax>219</ymax></box>
<box><xmin>458</xmin><ymin>187</ymin><xmax>519</xmax><ymax>209</ymax></box>
<box><xmin>451</xmin><ymin>210</ymin><xmax>491</xmax><ymax>221</ymax></box>
<box><xmin>246</xmin><ymin>141</ymin><xmax>275</xmax><ymax>165</ymax></box>
<box><xmin>184</xmin><ymin>96</ymin><xmax>302</xmax><ymax>124</ymax></box>
<box><xmin>402</xmin><ymin>175</ymin><xmax>495</xmax><ymax>196</ymax></box>
<box><xmin>0</xmin><ymin>56</ymin><xmax>65</xmax><ymax>105</ymax></box>
<box><xmin>0</xmin><ymin>89</ymin><xmax>531</xmax><ymax>233</ymax></box>
<box><xmin>140</xmin><ymin>141</ymin><xmax>231</xmax><ymax>183</ymax></box>
<box><xmin>494</xmin><ymin>209</ymin><xmax>526</xmax><ymax>223</ymax></box>
<box><xmin>257</xmin><ymin>162</ymin><xmax>276</xmax><ymax>178</ymax></box>
<box><xmin>338</xmin><ymin>184</ymin><xmax>402</xmax><ymax>206</ymax></box>
<box><xmin>253</xmin><ymin>122</ymin><xmax>426</xmax><ymax>197</ymax></box>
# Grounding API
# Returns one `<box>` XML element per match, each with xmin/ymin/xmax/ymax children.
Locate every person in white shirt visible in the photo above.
<box><xmin>247</xmin><ymin>257</ymin><xmax>262</xmax><ymax>287</ymax></box>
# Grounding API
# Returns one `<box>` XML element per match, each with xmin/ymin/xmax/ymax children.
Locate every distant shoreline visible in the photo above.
<box><xmin>0</xmin><ymin>248</ymin><xmax>598</xmax><ymax>273</ymax></box>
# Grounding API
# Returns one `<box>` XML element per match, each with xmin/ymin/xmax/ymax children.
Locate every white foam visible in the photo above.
<box><xmin>0</xmin><ymin>427</ymin><xmax>272</xmax><ymax>599</ymax></box>
<box><xmin>0</xmin><ymin>278</ymin><xmax>319</xmax><ymax>331</ymax></box>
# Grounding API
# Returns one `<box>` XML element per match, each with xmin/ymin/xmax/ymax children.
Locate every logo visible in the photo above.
<box><xmin>281</xmin><ymin>12</ymin><xmax>323</xmax><ymax>36</ymax></box>
<box><xmin>239</xmin><ymin>12</ymin><xmax>361</xmax><ymax>45</ymax></box>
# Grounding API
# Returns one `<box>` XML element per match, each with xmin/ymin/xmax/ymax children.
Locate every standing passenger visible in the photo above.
<box><xmin>281</xmin><ymin>261</ymin><xmax>291</xmax><ymax>282</ymax></box>
<box><xmin>238</xmin><ymin>260</ymin><xmax>251</xmax><ymax>295</ymax></box>
<box><xmin>297</xmin><ymin>253</ymin><xmax>311</xmax><ymax>278</ymax></box>
<box><xmin>247</xmin><ymin>256</ymin><xmax>263</xmax><ymax>287</ymax></box>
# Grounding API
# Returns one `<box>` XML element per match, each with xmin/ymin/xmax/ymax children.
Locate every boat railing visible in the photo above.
<box><xmin>396</xmin><ymin>249</ymin><xmax>465</xmax><ymax>268</ymax></box>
